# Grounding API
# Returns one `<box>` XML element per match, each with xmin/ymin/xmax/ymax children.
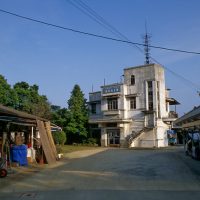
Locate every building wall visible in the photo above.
<box><xmin>89</xmin><ymin>64</ymin><xmax>172</xmax><ymax>148</ymax></box>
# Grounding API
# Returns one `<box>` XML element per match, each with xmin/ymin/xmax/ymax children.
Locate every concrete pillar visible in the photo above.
<box><xmin>101</xmin><ymin>128</ymin><xmax>107</xmax><ymax>147</ymax></box>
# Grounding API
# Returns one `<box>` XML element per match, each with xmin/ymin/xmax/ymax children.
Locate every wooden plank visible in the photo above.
<box><xmin>37</xmin><ymin>120</ymin><xmax>56</xmax><ymax>165</ymax></box>
<box><xmin>45</xmin><ymin>121</ymin><xmax>58</xmax><ymax>160</ymax></box>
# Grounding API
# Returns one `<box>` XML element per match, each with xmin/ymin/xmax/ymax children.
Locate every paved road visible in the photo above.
<box><xmin>0</xmin><ymin>146</ymin><xmax>200</xmax><ymax>199</ymax></box>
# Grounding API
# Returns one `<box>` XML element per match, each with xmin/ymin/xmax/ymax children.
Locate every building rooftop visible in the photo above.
<box><xmin>124</xmin><ymin>63</ymin><xmax>163</xmax><ymax>71</ymax></box>
<box><xmin>175</xmin><ymin>105</ymin><xmax>200</xmax><ymax>125</ymax></box>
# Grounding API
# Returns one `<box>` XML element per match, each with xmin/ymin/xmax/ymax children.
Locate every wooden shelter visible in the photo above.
<box><xmin>0</xmin><ymin>104</ymin><xmax>58</xmax><ymax>165</ymax></box>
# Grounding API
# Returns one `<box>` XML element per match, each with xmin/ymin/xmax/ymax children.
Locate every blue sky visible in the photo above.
<box><xmin>0</xmin><ymin>0</ymin><xmax>199</xmax><ymax>116</ymax></box>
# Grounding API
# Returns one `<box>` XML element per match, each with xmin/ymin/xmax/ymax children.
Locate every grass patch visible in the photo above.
<box><xmin>60</xmin><ymin>145</ymin><xmax>100</xmax><ymax>153</ymax></box>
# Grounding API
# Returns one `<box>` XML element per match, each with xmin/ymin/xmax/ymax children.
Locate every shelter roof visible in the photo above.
<box><xmin>174</xmin><ymin>105</ymin><xmax>200</xmax><ymax>126</ymax></box>
<box><xmin>166</xmin><ymin>98</ymin><xmax>180</xmax><ymax>105</ymax></box>
<box><xmin>0</xmin><ymin>104</ymin><xmax>47</xmax><ymax>126</ymax></box>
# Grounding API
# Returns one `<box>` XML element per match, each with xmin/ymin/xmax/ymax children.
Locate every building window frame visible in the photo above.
<box><xmin>131</xmin><ymin>75</ymin><xmax>135</xmax><ymax>85</ymax></box>
<box><xmin>91</xmin><ymin>103</ymin><xmax>96</xmax><ymax>114</ymax></box>
<box><xmin>107</xmin><ymin>98</ymin><xmax>118</xmax><ymax>110</ymax></box>
<box><xmin>130</xmin><ymin>97</ymin><xmax>136</xmax><ymax>109</ymax></box>
<box><xmin>148</xmin><ymin>81</ymin><xmax>153</xmax><ymax>110</ymax></box>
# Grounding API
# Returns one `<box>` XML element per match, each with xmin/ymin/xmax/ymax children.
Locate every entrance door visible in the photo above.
<box><xmin>107</xmin><ymin>129</ymin><xmax>120</xmax><ymax>146</ymax></box>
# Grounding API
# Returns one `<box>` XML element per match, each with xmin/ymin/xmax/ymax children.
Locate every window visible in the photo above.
<box><xmin>148</xmin><ymin>81</ymin><xmax>152</xmax><ymax>88</ymax></box>
<box><xmin>131</xmin><ymin>75</ymin><xmax>135</xmax><ymax>85</ymax></box>
<box><xmin>91</xmin><ymin>103</ymin><xmax>96</xmax><ymax>114</ymax></box>
<box><xmin>148</xmin><ymin>81</ymin><xmax>153</xmax><ymax>110</ymax></box>
<box><xmin>108</xmin><ymin>129</ymin><xmax>120</xmax><ymax>145</ymax></box>
<box><xmin>130</xmin><ymin>97</ymin><xmax>136</xmax><ymax>109</ymax></box>
<box><xmin>107</xmin><ymin>98</ymin><xmax>118</xmax><ymax>110</ymax></box>
<box><xmin>157</xmin><ymin>81</ymin><xmax>160</xmax><ymax>118</ymax></box>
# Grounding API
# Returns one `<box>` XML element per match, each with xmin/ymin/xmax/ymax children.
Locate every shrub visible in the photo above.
<box><xmin>87</xmin><ymin>138</ymin><xmax>97</xmax><ymax>145</ymax></box>
<box><xmin>82</xmin><ymin>138</ymin><xmax>98</xmax><ymax>146</ymax></box>
<box><xmin>52</xmin><ymin>131</ymin><xmax>67</xmax><ymax>145</ymax></box>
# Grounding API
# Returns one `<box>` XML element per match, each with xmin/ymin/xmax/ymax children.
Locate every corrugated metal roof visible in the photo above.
<box><xmin>174</xmin><ymin>105</ymin><xmax>200</xmax><ymax>125</ymax></box>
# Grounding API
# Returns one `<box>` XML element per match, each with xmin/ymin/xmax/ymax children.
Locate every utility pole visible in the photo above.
<box><xmin>144</xmin><ymin>22</ymin><xmax>151</xmax><ymax>65</ymax></box>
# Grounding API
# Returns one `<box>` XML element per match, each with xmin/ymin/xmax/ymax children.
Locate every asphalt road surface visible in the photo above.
<box><xmin>0</xmin><ymin>146</ymin><xmax>200</xmax><ymax>200</ymax></box>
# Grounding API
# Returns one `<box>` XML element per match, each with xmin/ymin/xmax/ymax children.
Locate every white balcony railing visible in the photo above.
<box><xmin>102</xmin><ymin>110</ymin><xmax>120</xmax><ymax>116</ymax></box>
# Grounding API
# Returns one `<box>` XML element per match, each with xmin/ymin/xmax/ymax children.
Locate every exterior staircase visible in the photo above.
<box><xmin>127</xmin><ymin>127</ymin><xmax>153</xmax><ymax>148</ymax></box>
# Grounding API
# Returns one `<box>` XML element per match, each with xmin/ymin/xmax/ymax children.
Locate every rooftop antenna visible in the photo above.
<box><xmin>120</xmin><ymin>75</ymin><xmax>124</xmax><ymax>83</ymax></box>
<box><xmin>144</xmin><ymin>21</ymin><xmax>151</xmax><ymax>64</ymax></box>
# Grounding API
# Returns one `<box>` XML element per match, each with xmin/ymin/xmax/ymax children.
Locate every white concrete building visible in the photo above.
<box><xmin>89</xmin><ymin>64</ymin><xmax>179</xmax><ymax>148</ymax></box>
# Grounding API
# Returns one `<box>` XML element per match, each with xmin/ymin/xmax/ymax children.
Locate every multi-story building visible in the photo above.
<box><xmin>88</xmin><ymin>64</ymin><xmax>179</xmax><ymax>148</ymax></box>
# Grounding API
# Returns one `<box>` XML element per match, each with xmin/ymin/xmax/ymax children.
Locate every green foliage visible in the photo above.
<box><xmin>13</xmin><ymin>82</ymin><xmax>51</xmax><ymax>119</ymax></box>
<box><xmin>52</xmin><ymin>131</ymin><xmax>67</xmax><ymax>145</ymax></box>
<box><xmin>66</xmin><ymin>84</ymin><xmax>89</xmax><ymax>143</ymax></box>
<box><xmin>87</xmin><ymin>138</ymin><xmax>97</xmax><ymax>144</ymax></box>
<box><xmin>0</xmin><ymin>75</ymin><xmax>90</xmax><ymax>144</ymax></box>
<box><xmin>51</xmin><ymin>106</ymin><xmax>69</xmax><ymax>128</ymax></box>
<box><xmin>83</xmin><ymin>138</ymin><xmax>98</xmax><ymax>146</ymax></box>
<box><xmin>0</xmin><ymin>75</ymin><xmax>18</xmax><ymax>107</ymax></box>
<box><xmin>0</xmin><ymin>75</ymin><xmax>51</xmax><ymax>119</ymax></box>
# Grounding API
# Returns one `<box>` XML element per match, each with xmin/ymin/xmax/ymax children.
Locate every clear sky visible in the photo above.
<box><xmin>0</xmin><ymin>0</ymin><xmax>199</xmax><ymax>116</ymax></box>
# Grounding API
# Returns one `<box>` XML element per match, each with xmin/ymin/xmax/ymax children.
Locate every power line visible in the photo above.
<box><xmin>69</xmin><ymin>0</ymin><xmax>143</xmax><ymax>53</ymax></box>
<box><xmin>69</xmin><ymin>1</ymin><xmax>200</xmax><ymax>93</ymax></box>
<box><xmin>67</xmin><ymin>0</ymin><xmax>122</xmax><ymax>39</ymax></box>
<box><xmin>151</xmin><ymin>57</ymin><xmax>200</xmax><ymax>91</ymax></box>
<box><xmin>68</xmin><ymin>1</ymin><xmax>200</xmax><ymax>91</ymax></box>
<box><xmin>0</xmin><ymin>8</ymin><xmax>200</xmax><ymax>55</ymax></box>
<box><xmin>0</xmin><ymin>7</ymin><xmax>199</xmax><ymax>93</ymax></box>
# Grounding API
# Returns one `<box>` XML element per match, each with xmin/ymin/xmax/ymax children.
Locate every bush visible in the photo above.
<box><xmin>87</xmin><ymin>138</ymin><xmax>97</xmax><ymax>145</ymax></box>
<box><xmin>56</xmin><ymin>145</ymin><xmax>63</xmax><ymax>154</ymax></box>
<box><xmin>52</xmin><ymin>131</ymin><xmax>67</xmax><ymax>145</ymax></box>
<box><xmin>82</xmin><ymin>138</ymin><xmax>98</xmax><ymax>146</ymax></box>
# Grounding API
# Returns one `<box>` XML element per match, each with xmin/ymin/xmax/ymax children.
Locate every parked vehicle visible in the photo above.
<box><xmin>184</xmin><ymin>130</ymin><xmax>200</xmax><ymax>160</ymax></box>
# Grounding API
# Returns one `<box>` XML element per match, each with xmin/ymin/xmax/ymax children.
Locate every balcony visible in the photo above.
<box><xmin>103</xmin><ymin>110</ymin><xmax>120</xmax><ymax>116</ymax></box>
<box><xmin>168</xmin><ymin>111</ymin><xmax>178</xmax><ymax>118</ymax></box>
<box><xmin>89</xmin><ymin>91</ymin><xmax>101</xmax><ymax>103</ymax></box>
<box><xmin>163</xmin><ymin>111</ymin><xmax>178</xmax><ymax>122</ymax></box>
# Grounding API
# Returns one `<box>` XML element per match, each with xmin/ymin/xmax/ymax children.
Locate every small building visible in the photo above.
<box><xmin>174</xmin><ymin>105</ymin><xmax>200</xmax><ymax>129</ymax></box>
<box><xmin>0</xmin><ymin>104</ymin><xmax>58</xmax><ymax>165</ymax></box>
<box><xmin>88</xmin><ymin>63</ymin><xmax>180</xmax><ymax>148</ymax></box>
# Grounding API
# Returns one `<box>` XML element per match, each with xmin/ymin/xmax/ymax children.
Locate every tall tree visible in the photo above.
<box><xmin>51</xmin><ymin>105</ymin><xmax>69</xmax><ymax>128</ymax></box>
<box><xmin>66</xmin><ymin>84</ymin><xmax>88</xmax><ymax>143</ymax></box>
<box><xmin>0</xmin><ymin>75</ymin><xmax>18</xmax><ymax>107</ymax></box>
<box><xmin>13</xmin><ymin>81</ymin><xmax>51</xmax><ymax>119</ymax></box>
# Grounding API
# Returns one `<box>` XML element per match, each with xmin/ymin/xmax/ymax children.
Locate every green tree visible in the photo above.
<box><xmin>66</xmin><ymin>84</ymin><xmax>88</xmax><ymax>143</ymax></box>
<box><xmin>13</xmin><ymin>81</ymin><xmax>51</xmax><ymax>119</ymax></box>
<box><xmin>52</xmin><ymin>131</ymin><xmax>67</xmax><ymax>145</ymax></box>
<box><xmin>51</xmin><ymin>105</ymin><xmax>69</xmax><ymax>128</ymax></box>
<box><xmin>0</xmin><ymin>75</ymin><xmax>18</xmax><ymax>107</ymax></box>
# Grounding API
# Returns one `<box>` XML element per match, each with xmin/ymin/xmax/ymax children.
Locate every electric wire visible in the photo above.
<box><xmin>151</xmin><ymin>57</ymin><xmax>200</xmax><ymax>91</ymax></box>
<box><xmin>68</xmin><ymin>1</ymin><xmax>200</xmax><ymax>92</ymax></box>
<box><xmin>0</xmin><ymin>7</ymin><xmax>199</xmax><ymax>93</ymax></box>
<box><xmin>0</xmin><ymin>8</ymin><xmax>200</xmax><ymax>55</ymax></box>
<box><xmin>67</xmin><ymin>0</ymin><xmax>122</xmax><ymax>39</ymax></box>
<box><xmin>70</xmin><ymin>0</ymin><xmax>143</xmax><ymax>53</ymax></box>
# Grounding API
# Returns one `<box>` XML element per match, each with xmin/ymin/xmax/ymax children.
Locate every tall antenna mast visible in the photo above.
<box><xmin>144</xmin><ymin>22</ymin><xmax>151</xmax><ymax>64</ymax></box>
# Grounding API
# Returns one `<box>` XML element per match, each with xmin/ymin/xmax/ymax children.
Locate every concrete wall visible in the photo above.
<box><xmin>130</xmin><ymin>129</ymin><xmax>156</xmax><ymax>147</ymax></box>
<box><xmin>100</xmin><ymin>127</ymin><xmax>107</xmax><ymax>147</ymax></box>
<box><xmin>89</xmin><ymin>64</ymin><xmax>171</xmax><ymax>148</ymax></box>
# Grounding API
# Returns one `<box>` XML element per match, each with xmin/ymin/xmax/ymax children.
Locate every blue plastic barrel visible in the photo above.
<box><xmin>11</xmin><ymin>145</ymin><xmax>28</xmax><ymax>166</ymax></box>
